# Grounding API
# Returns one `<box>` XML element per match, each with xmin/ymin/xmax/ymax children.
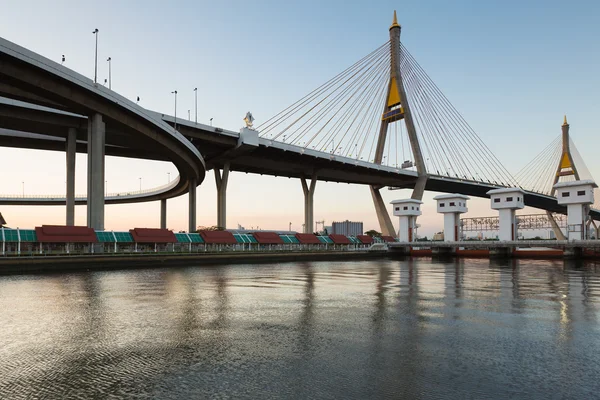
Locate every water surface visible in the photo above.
<box><xmin>1</xmin><ymin>258</ymin><xmax>599</xmax><ymax>399</ymax></box>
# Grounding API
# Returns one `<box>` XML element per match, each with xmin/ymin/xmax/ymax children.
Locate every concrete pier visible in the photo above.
<box><xmin>160</xmin><ymin>199</ymin><xmax>167</xmax><ymax>229</ymax></box>
<box><xmin>86</xmin><ymin>113</ymin><xmax>105</xmax><ymax>231</ymax></box>
<box><xmin>188</xmin><ymin>179</ymin><xmax>196</xmax><ymax>233</ymax></box>
<box><xmin>301</xmin><ymin>173</ymin><xmax>317</xmax><ymax>233</ymax></box>
<box><xmin>66</xmin><ymin>127</ymin><xmax>76</xmax><ymax>226</ymax></box>
<box><xmin>215</xmin><ymin>163</ymin><xmax>230</xmax><ymax>229</ymax></box>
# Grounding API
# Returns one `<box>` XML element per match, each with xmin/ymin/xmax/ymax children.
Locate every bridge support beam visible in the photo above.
<box><xmin>301</xmin><ymin>173</ymin><xmax>317</xmax><ymax>233</ymax></box>
<box><xmin>370</xmin><ymin>186</ymin><xmax>395</xmax><ymax>237</ymax></box>
<box><xmin>86</xmin><ymin>113</ymin><xmax>105</xmax><ymax>231</ymax></box>
<box><xmin>66</xmin><ymin>127</ymin><xmax>76</xmax><ymax>226</ymax></box>
<box><xmin>214</xmin><ymin>163</ymin><xmax>230</xmax><ymax>230</ymax></box>
<box><xmin>546</xmin><ymin>211</ymin><xmax>566</xmax><ymax>240</ymax></box>
<box><xmin>591</xmin><ymin>219</ymin><xmax>599</xmax><ymax>240</ymax></box>
<box><xmin>160</xmin><ymin>199</ymin><xmax>167</xmax><ymax>229</ymax></box>
<box><xmin>188</xmin><ymin>179</ymin><xmax>197</xmax><ymax>233</ymax></box>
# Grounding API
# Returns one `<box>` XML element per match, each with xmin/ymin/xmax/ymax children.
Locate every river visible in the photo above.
<box><xmin>0</xmin><ymin>258</ymin><xmax>599</xmax><ymax>399</ymax></box>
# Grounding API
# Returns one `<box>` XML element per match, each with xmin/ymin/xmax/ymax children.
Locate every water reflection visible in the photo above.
<box><xmin>0</xmin><ymin>259</ymin><xmax>599</xmax><ymax>399</ymax></box>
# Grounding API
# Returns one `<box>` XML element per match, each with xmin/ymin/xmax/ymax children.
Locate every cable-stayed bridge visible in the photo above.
<box><xmin>0</xmin><ymin>12</ymin><xmax>597</xmax><ymax>235</ymax></box>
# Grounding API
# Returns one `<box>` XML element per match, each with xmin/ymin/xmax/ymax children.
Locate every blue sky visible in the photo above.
<box><xmin>0</xmin><ymin>0</ymin><xmax>598</xmax><ymax>236</ymax></box>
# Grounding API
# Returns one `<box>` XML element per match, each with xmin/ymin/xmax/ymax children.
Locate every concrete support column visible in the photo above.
<box><xmin>86</xmin><ymin>113</ymin><xmax>105</xmax><ymax>231</ymax></box>
<box><xmin>66</xmin><ymin>127</ymin><xmax>77</xmax><ymax>226</ymax></box>
<box><xmin>566</xmin><ymin>204</ymin><xmax>586</xmax><ymax>241</ymax></box>
<box><xmin>214</xmin><ymin>163</ymin><xmax>230</xmax><ymax>230</ymax></box>
<box><xmin>370</xmin><ymin>186</ymin><xmax>396</xmax><ymax>237</ymax></box>
<box><xmin>301</xmin><ymin>173</ymin><xmax>317</xmax><ymax>233</ymax></box>
<box><xmin>398</xmin><ymin>215</ymin><xmax>418</xmax><ymax>242</ymax></box>
<box><xmin>443</xmin><ymin>213</ymin><xmax>460</xmax><ymax>241</ymax></box>
<box><xmin>160</xmin><ymin>199</ymin><xmax>167</xmax><ymax>229</ymax></box>
<box><xmin>498</xmin><ymin>209</ymin><xmax>517</xmax><ymax>241</ymax></box>
<box><xmin>188</xmin><ymin>178</ymin><xmax>197</xmax><ymax>233</ymax></box>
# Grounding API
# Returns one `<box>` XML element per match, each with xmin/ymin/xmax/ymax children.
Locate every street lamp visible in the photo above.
<box><xmin>61</xmin><ymin>55</ymin><xmax>65</xmax><ymax>65</ymax></box>
<box><xmin>171</xmin><ymin>90</ymin><xmax>178</xmax><ymax>131</ymax></box>
<box><xmin>188</xmin><ymin>109</ymin><xmax>190</xmax><ymax>121</ymax></box>
<box><xmin>193</xmin><ymin>87</ymin><xmax>198</xmax><ymax>124</ymax></box>
<box><xmin>167</xmin><ymin>172</ymin><xmax>171</xmax><ymax>183</ymax></box>
<box><xmin>92</xmin><ymin>29</ymin><xmax>99</xmax><ymax>83</ymax></box>
<box><xmin>106</xmin><ymin>57</ymin><xmax>112</xmax><ymax>89</ymax></box>
<box><xmin>210</xmin><ymin>117</ymin><xmax>213</xmax><ymax>126</ymax></box>
<box><xmin>139</xmin><ymin>177</ymin><xmax>142</xmax><ymax>191</ymax></box>
<box><xmin>289</xmin><ymin>222</ymin><xmax>291</xmax><ymax>232</ymax></box>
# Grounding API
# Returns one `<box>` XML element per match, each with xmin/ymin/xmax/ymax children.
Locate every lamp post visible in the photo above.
<box><xmin>92</xmin><ymin>29</ymin><xmax>99</xmax><ymax>83</ymax></box>
<box><xmin>61</xmin><ymin>55</ymin><xmax>65</xmax><ymax>65</ymax></box>
<box><xmin>171</xmin><ymin>90</ymin><xmax>178</xmax><ymax>131</ymax></box>
<box><xmin>210</xmin><ymin>118</ymin><xmax>213</xmax><ymax>126</ymax></box>
<box><xmin>289</xmin><ymin>222</ymin><xmax>291</xmax><ymax>232</ymax></box>
<box><xmin>139</xmin><ymin>177</ymin><xmax>142</xmax><ymax>191</ymax></box>
<box><xmin>188</xmin><ymin>109</ymin><xmax>190</xmax><ymax>121</ymax></box>
<box><xmin>106</xmin><ymin>57</ymin><xmax>111</xmax><ymax>89</ymax></box>
<box><xmin>193</xmin><ymin>87</ymin><xmax>198</xmax><ymax>124</ymax></box>
<box><xmin>167</xmin><ymin>172</ymin><xmax>171</xmax><ymax>183</ymax></box>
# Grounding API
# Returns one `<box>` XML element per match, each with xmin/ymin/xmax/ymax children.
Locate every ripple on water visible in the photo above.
<box><xmin>0</xmin><ymin>259</ymin><xmax>599</xmax><ymax>399</ymax></box>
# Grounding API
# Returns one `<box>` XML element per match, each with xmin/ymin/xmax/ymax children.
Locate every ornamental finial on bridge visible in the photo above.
<box><xmin>390</xmin><ymin>10</ymin><xmax>400</xmax><ymax>30</ymax></box>
<box><xmin>244</xmin><ymin>111</ymin><xmax>255</xmax><ymax>129</ymax></box>
<box><xmin>563</xmin><ymin>114</ymin><xmax>568</xmax><ymax>126</ymax></box>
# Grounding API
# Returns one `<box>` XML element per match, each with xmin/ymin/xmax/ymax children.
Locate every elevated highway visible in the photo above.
<box><xmin>2</xmin><ymin>98</ymin><xmax>598</xmax><ymax>222</ymax></box>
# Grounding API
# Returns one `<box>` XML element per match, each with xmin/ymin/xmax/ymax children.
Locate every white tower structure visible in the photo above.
<box><xmin>486</xmin><ymin>188</ymin><xmax>525</xmax><ymax>241</ymax></box>
<box><xmin>433</xmin><ymin>194</ymin><xmax>469</xmax><ymax>242</ymax></box>
<box><xmin>553</xmin><ymin>180</ymin><xmax>597</xmax><ymax>240</ymax></box>
<box><xmin>391</xmin><ymin>199</ymin><xmax>423</xmax><ymax>242</ymax></box>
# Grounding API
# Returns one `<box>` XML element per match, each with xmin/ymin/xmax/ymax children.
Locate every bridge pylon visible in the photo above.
<box><xmin>547</xmin><ymin>116</ymin><xmax>579</xmax><ymax>240</ymax></box>
<box><xmin>371</xmin><ymin>11</ymin><xmax>427</xmax><ymax>237</ymax></box>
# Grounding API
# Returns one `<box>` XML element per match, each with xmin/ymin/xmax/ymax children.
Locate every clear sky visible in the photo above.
<box><xmin>0</xmin><ymin>0</ymin><xmax>598</xmax><ymax>237</ymax></box>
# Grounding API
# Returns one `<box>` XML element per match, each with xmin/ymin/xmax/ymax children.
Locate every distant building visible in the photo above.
<box><xmin>432</xmin><ymin>232</ymin><xmax>444</xmax><ymax>241</ymax></box>
<box><xmin>331</xmin><ymin>220</ymin><xmax>363</xmax><ymax>236</ymax></box>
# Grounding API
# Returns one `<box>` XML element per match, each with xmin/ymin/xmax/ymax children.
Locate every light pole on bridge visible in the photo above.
<box><xmin>139</xmin><ymin>177</ymin><xmax>142</xmax><ymax>192</ymax></box>
<box><xmin>167</xmin><ymin>172</ymin><xmax>171</xmax><ymax>183</ymax></box>
<box><xmin>106</xmin><ymin>57</ymin><xmax>112</xmax><ymax>89</ymax></box>
<box><xmin>171</xmin><ymin>90</ymin><xmax>178</xmax><ymax>131</ymax></box>
<box><xmin>92</xmin><ymin>29</ymin><xmax>99</xmax><ymax>84</ymax></box>
<box><xmin>193</xmin><ymin>87</ymin><xmax>198</xmax><ymax>124</ymax></box>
